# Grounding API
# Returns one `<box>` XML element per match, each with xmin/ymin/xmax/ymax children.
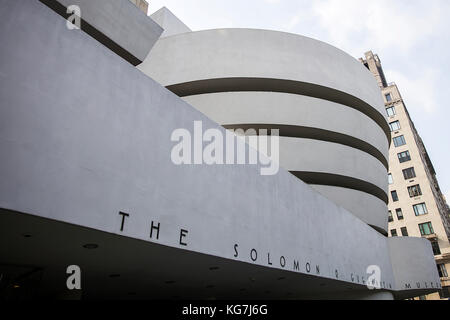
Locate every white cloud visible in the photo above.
<box><xmin>284</xmin><ymin>14</ymin><xmax>301</xmax><ymax>31</ymax></box>
<box><xmin>310</xmin><ymin>0</ymin><xmax>447</xmax><ymax>56</ymax></box>
<box><xmin>384</xmin><ymin>68</ymin><xmax>440</xmax><ymax>114</ymax></box>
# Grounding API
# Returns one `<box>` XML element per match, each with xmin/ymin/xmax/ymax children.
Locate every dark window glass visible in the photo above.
<box><xmin>408</xmin><ymin>185</ymin><xmax>422</xmax><ymax>198</ymax></box>
<box><xmin>439</xmin><ymin>287</ymin><xmax>450</xmax><ymax>299</ymax></box>
<box><xmin>414</xmin><ymin>203</ymin><xmax>428</xmax><ymax>216</ymax></box>
<box><xmin>403</xmin><ymin>167</ymin><xmax>416</xmax><ymax>180</ymax></box>
<box><xmin>393</xmin><ymin>135</ymin><xmax>406</xmax><ymax>147</ymax></box>
<box><xmin>419</xmin><ymin>222</ymin><xmax>434</xmax><ymax>236</ymax></box>
<box><xmin>391</xmin><ymin>191</ymin><xmax>399</xmax><ymax>202</ymax></box>
<box><xmin>396</xmin><ymin>209</ymin><xmax>404</xmax><ymax>220</ymax></box>
<box><xmin>397</xmin><ymin>151</ymin><xmax>411</xmax><ymax>163</ymax></box>
<box><xmin>388</xmin><ymin>210</ymin><xmax>394</xmax><ymax>223</ymax></box>
<box><xmin>391</xmin><ymin>229</ymin><xmax>398</xmax><ymax>237</ymax></box>
<box><xmin>401</xmin><ymin>227</ymin><xmax>409</xmax><ymax>237</ymax></box>
<box><xmin>432</xmin><ymin>242</ymin><xmax>442</xmax><ymax>256</ymax></box>
<box><xmin>386</xmin><ymin>93</ymin><xmax>392</xmax><ymax>102</ymax></box>
<box><xmin>437</xmin><ymin>264</ymin><xmax>448</xmax><ymax>278</ymax></box>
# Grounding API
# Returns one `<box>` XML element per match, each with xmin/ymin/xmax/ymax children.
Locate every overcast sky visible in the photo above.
<box><xmin>147</xmin><ymin>0</ymin><xmax>450</xmax><ymax>202</ymax></box>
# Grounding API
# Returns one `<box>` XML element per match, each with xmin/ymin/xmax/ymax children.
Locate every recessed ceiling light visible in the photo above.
<box><xmin>83</xmin><ymin>244</ymin><xmax>99</xmax><ymax>249</ymax></box>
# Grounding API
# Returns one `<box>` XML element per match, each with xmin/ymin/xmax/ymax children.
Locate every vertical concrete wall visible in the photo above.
<box><xmin>0</xmin><ymin>0</ymin><xmax>441</xmax><ymax>298</ymax></box>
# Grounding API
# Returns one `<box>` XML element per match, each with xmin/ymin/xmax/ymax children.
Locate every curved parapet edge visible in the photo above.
<box><xmin>139</xmin><ymin>28</ymin><xmax>391</xmax><ymax>139</ymax></box>
<box><xmin>184</xmin><ymin>92</ymin><xmax>389</xmax><ymax>168</ymax></box>
<box><xmin>40</xmin><ymin>0</ymin><xmax>163</xmax><ymax>65</ymax></box>
<box><xmin>0</xmin><ymin>0</ymin><xmax>440</xmax><ymax>300</ymax></box>
<box><xmin>388</xmin><ymin>237</ymin><xmax>442</xmax><ymax>299</ymax></box>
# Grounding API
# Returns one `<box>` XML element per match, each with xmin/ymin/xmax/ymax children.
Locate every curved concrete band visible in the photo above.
<box><xmin>140</xmin><ymin>28</ymin><xmax>391</xmax><ymax>234</ymax></box>
<box><xmin>0</xmin><ymin>0</ymin><xmax>441</xmax><ymax>299</ymax></box>
<box><xmin>40</xmin><ymin>0</ymin><xmax>163</xmax><ymax>65</ymax></box>
<box><xmin>278</xmin><ymin>137</ymin><xmax>388</xmax><ymax>199</ymax></box>
<box><xmin>183</xmin><ymin>92</ymin><xmax>389</xmax><ymax>168</ymax></box>
<box><xmin>311</xmin><ymin>185</ymin><xmax>389</xmax><ymax>235</ymax></box>
<box><xmin>139</xmin><ymin>28</ymin><xmax>390</xmax><ymax>139</ymax></box>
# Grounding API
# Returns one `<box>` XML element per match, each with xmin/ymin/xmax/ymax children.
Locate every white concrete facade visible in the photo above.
<box><xmin>139</xmin><ymin>27</ymin><xmax>391</xmax><ymax>234</ymax></box>
<box><xmin>0</xmin><ymin>1</ymin><xmax>442</xmax><ymax>300</ymax></box>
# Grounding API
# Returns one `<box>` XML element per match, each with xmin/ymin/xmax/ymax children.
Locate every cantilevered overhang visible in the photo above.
<box><xmin>0</xmin><ymin>0</ymin><xmax>441</xmax><ymax>299</ymax></box>
<box><xmin>39</xmin><ymin>0</ymin><xmax>163</xmax><ymax>65</ymax></box>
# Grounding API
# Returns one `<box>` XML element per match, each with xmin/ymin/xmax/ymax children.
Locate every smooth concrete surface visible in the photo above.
<box><xmin>139</xmin><ymin>28</ymin><xmax>390</xmax><ymax>138</ymax></box>
<box><xmin>184</xmin><ymin>92</ymin><xmax>389</xmax><ymax>165</ymax></box>
<box><xmin>41</xmin><ymin>0</ymin><xmax>163</xmax><ymax>63</ymax></box>
<box><xmin>0</xmin><ymin>0</ymin><xmax>440</xmax><ymax>299</ymax></box>
<box><xmin>310</xmin><ymin>290</ymin><xmax>395</xmax><ymax>300</ymax></box>
<box><xmin>311</xmin><ymin>185</ymin><xmax>388</xmax><ymax>235</ymax></box>
<box><xmin>0</xmin><ymin>210</ymin><xmax>401</xmax><ymax>299</ymax></box>
<box><xmin>388</xmin><ymin>237</ymin><xmax>442</xmax><ymax>299</ymax></box>
<box><xmin>278</xmin><ymin>138</ymin><xmax>388</xmax><ymax>201</ymax></box>
<box><xmin>140</xmin><ymin>27</ymin><xmax>391</xmax><ymax>232</ymax></box>
<box><xmin>150</xmin><ymin>7</ymin><xmax>192</xmax><ymax>38</ymax></box>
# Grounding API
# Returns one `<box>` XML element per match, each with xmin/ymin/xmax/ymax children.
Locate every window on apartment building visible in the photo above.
<box><xmin>401</xmin><ymin>227</ymin><xmax>409</xmax><ymax>237</ymax></box>
<box><xmin>386</xmin><ymin>106</ymin><xmax>396</xmax><ymax>117</ymax></box>
<box><xmin>385</xmin><ymin>93</ymin><xmax>392</xmax><ymax>102</ymax></box>
<box><xmin>388</xmin><ymin>210</ymin><xmax>394</xmax><ymax>223</ymax></box>
<box><xmin>389</xmin><ymin>121</ymin><xmax>401</xmax><ymax>132</ymax></box>
<box><xmin>391</xmin><ymin>229</ymin><xmax>398</xmax><ymax>237</ymax></box>
<box><xmin>408</xmin><ymin>185</ymin><xmax>422</xmax><ymax>198</ymax></box>
<box><xmin>419</xmin><ymin>222</ymin><xmax>434</xmax><ymax>236</ymax></box>
<box><xmin>402</xmin><ymin>167</ymin><xmax>416</xmax><ymax>180</ymax></box>
<box><xmin>437</xmin><ymin>264</ymin><xmax>448</xmax><ymax>278</ymax></box>
<box><xmin>439</xmin><ymin>287</ymin><xmax>450</xmax><ymax>299</ymax></box>
<box><xmin>413</xmin><ymin>203</ymin><xmax>428</xmax><ymax>216</ymax></box>
<box><xmin>432</xmin><ymin>242</ymin><xmax>442</xmax><ymax>256</ymax></box>
<box><xmin>388</xmin><ymin>174</ymin><xmax>394</xmax><ymax>185</ymax></box>
<box><xmin>393</xmin><ymin>135</ymin><xmax>406</xmax><ymax>147</ymax></box>
<box><xmin>396</xmin><ymin>208</ymin><xmax>404</xmax><ymax>220</ymax></box>
<box><xmin>391</xmin><ymin>191</ymin><xmax>399</xmax><ymax>202</ymax></box>
<box><xmin>397</xmin><ymin>151</ymin><xmax>411</xmax><ymax>163</ymax></box>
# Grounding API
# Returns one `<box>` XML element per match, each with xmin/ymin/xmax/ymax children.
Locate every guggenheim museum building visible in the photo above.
<box><xmin>0</xmin><ymin>0</ymin><xmax>441</xmax><ymax>300</ymax></box>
